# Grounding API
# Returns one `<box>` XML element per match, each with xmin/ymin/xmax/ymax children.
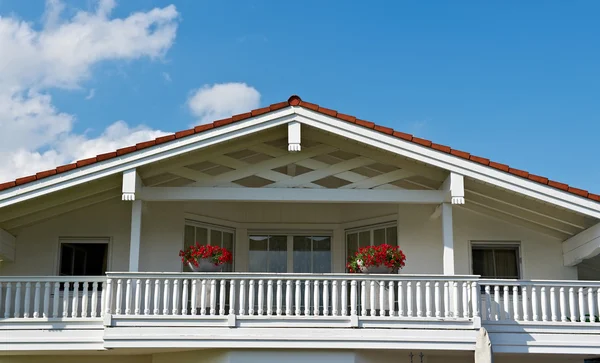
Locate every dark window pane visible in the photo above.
<box><xmin>312</xmin><ymin>237</ymin><xmax>331</xmax><ymax>273</ymax></box>
<box><xmin>269</xmin><ymin>236</ymin><xmax>287</xmax><ymax>273</ymax></box>
<box><xmin>293</xmin><ymin>236</ymin><xmax>311</xmax><ymax>273</ymax></box>
<box><xmin>386</xmin><ymin>227</ymin><xmax>397</xmax><ymax>246</ymax></box>
<box><xmin>494</xmin><ymin>249</ymin><xmax>518</xmax><ymax>279</ymax></box>
<box><xmin>472</xmin><ymin>246</ymin><xmax>519</xmax><ymax>279</ymax></box>
<box><xmin>60</xmin><ymin>242</ymin><xmax>108</xmax><ymax>276</ymax></box>
<box><xmin>210</xmin><ymin>229</ymin><xmax>222</xmax><ymax>246</ymax></box>
<box><xmin>373</xmin><ymin>228</ymin><xmax>385</xmax><ymax>245</ymax></box>
<box><xmin>60</xmin><ymin>245</ymin><xmax>74</xmax><ymax>275</ymax></box>
<box><xmin>249</xmin><ymin>237</ymin><xmax>268</xmax><ymax>272</ymax></box>
<box><xmin>184</xmin><ymin>225</ymin><xmax>195</xmax><ymax>249</ymax></box>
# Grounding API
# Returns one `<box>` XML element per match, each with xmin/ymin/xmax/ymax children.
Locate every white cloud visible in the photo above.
<box><xmin>162</xmin><ymin>72</ymin><xmax>172</xmax><ymax>82</ymax></box>
<box><xmin>85</xmin><ymin>88</ymin><xmax>96</xmax><ymax>100</ymax></box>
<box><xmin>0</xmin><ymin>0</ymin><xmax>178</xmax><ymax>182</ymax></box>
<box><xmin>187</xmin><ymin>82</ymin><xmax>261</xmax><ymax>124</ymax></box>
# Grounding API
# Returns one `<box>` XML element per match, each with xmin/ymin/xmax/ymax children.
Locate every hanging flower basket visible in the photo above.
<box><xmin>347</xmin><ymin>244</ymin><xmax>406</xmax><ymax>274</ymax></box>
<box><xmin>179</xmin><ymin>243</ymin><xmax>232</xmax><ymax>272</ymax></box>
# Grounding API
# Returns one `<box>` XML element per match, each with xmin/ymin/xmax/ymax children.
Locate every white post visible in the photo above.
<box><xmin>129</xmin><ymin>200</ymin><xmax>142</xmax><ymax>272</ymax></box>
<box><xmin>441</xmin><ymin>203</ymin><xmax>455</xmax><ymax>275</ymax></box>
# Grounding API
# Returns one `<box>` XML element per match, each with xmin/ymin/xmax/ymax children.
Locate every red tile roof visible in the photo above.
<box><xmin>1</xmin><ymin>95</ymin><xmax>599</xmax><ymax>203</ymax></box>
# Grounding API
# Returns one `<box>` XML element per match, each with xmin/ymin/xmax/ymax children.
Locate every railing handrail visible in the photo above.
<box><xmin>105</xmin><ymin>272</ymin><xmax>480</xmax><ymax>281</ymax></box>
<box><xmin>479</xmin><ymin>278</ymin><xmax>600</xmax><ymax>287</ymax></box>
<box><xmin>0</xmin><ymin>276</ymin><xmax>107</xmax><ymax>283</ymax></box>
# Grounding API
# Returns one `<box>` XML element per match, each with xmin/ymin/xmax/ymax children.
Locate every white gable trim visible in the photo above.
<box><xmin>1</xmin><ymin>105</ymin><xmax>599</xmax><ymax>220</ymax></box>
<box><xmin>294</xmin><ymin>107</ymin><xmax>600</xmax><ymax>219</ymax></box>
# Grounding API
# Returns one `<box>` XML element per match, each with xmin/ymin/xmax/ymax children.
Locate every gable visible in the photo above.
<box><xmin>0</xmin><ymin>95</ymin><xmax>599</xmax><ymax>223</ymax></box>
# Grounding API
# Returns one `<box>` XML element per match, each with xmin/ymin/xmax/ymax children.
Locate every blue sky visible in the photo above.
<box><xmin>0</xmin><ymin>1</ymin><xmax>599</xmax><ymax>192</ymax></box>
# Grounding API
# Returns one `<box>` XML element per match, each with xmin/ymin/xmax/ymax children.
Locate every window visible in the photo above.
<box><xmin>471</xmin><ymin>243</ymin><xmax>520</xmax><ymax>279</ymax></box>
<box><xmin>59</xmin><ymin>239</ymin><xmax>108</xmax><ymax>276</ymax></box>
<box><xmin>184</xmin><ymin>221</ymin><xmax>234</xmax><ymax>272</ymax></box>
<box><xmin>345</xmin><ymin>222</ymin><xmax>397</xmax><ymax>264</ymax></box>
<box><xmin>248</xmin><ymin>234</ymin><xmax>331</xmax><ymax>273</ymax></box>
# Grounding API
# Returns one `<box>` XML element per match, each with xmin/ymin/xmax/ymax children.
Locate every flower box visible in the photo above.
<box><xmin>347</xmin><ymin>244</ymin><xmax>406</xmax><ymax>274</ymax></box>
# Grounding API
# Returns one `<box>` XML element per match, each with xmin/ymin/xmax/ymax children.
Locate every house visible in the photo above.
<box><xmin>0</xmin><ymin>95</ymin><xmax>599</xmax><ymax>363</ymax></box>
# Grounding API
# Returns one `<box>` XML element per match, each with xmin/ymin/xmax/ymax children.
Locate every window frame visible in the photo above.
<box><xmin>56</xmin><ymin>237</ymin><xmax>111</xmax><ymax>277</ymax></box>
<box><xmin>469</xmin><ymin>241</ymin><xmax>522</xmax><ymax>279</ymax></box>
<box><xmin>183</xmin><ymin>220</ymin><xmax>236</xmax><ymax>272</ymax></box>
<box><xmin>247</xmin><ymin>231</ymin><xmax>333</xmax><ymax>273</ymax></box>
<box><xmin>344</xmin><ymin>221</ymin><xmax>398</xmax><ymax>263</ymax></box>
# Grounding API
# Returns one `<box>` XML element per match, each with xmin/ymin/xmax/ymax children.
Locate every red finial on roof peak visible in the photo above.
<box><xmin>288</xmin><ymin>95</ymin><xmax>302</xmax><ymax>106</ymax></box>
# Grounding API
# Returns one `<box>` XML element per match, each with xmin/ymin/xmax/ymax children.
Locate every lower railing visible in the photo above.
<box><xmin>103</xmin><ymin>273</ymin><xmax>479</xmax><ymax>320</ymax></box>
<box><xmin>480</xmin><ymin>279</ymin><xmax>600</xmax><ymax>323</ymax></box>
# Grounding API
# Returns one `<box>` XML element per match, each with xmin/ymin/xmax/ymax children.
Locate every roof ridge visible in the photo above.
<box><xmin>0</xmin><ymin>95</ymin><xmax>598</xmax><ymax>203</ymax></box>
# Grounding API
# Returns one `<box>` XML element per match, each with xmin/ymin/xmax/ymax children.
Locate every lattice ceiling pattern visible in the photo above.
<box><xmin>151</xmin><ymin>138</ymin><xmax>437</xmax><ymax>190</ymax></box>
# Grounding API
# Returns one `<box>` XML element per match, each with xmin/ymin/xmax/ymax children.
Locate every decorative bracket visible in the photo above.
<box><xmin>442</xmin><ymin>172</ymin><xmax>465</xmax><ymax>205</ymax></box>
<box><xmin>122</xmin><ymin>169</ymin><xmax>143</xmax><ymax>201</ymax></box>
<box><xmin>288</xmin><ymin>121</ymin><xmax>301</xmax><ymax>152</ymax></box>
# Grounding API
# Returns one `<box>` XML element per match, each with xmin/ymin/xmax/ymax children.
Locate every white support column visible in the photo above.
<box><xmin>129</xmin><ymin>200</ymin><xmax>142</xmax><ymax>272</ymax></box>
<box><xmin>288</xmin><ymin>121</ymin><xmax>301</xmax><ymax>152</ymax></box>
<box><xmin>442</xmin><ymin>172</ymin><xmax>465</xmax><ymax>205</ymax></box>
<box><xmin>122</xmin><ymin>169</ymin><xmax>144</xmax><ymax>272</ymax></box>
<box><xmin>441</xmin><ymin>202</ymin><xmax>455</xmax><ymax>275</ymax></box>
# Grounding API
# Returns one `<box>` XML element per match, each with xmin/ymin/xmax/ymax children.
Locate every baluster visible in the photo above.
<box><xmin>239</xmin><ymin>280</ymin><xmax>247</xmax><ymax>315</ymax></box>
<box><xmin>550</xmin><ymin>287</ymin><xmax>557</xmax><ymax>322</ymax></box>
<box><xmin>181</xmin><ymin>280</ymin><xmax>189</xmax><ymax>315</ymax></box>
<box><xmin>258</xmin><ymin>280</ymin><xmax>265</xmax><ymax>316</ymax></box>
<box><xmin>484</xmin><ymin>285</ymin><xmax>491</xmax><ymax>320</ymax></box>
<box><xmin>398</xmin><ymin>281</ymin><xmax>404</xmax><ymax>317</ymax></box>
<box><xmin>267</xmin><ymin>280</ymin><xmax>274</xmax><ymax>316</ymax></box>
<box><xmin>285</xmin><ymin>280</ymin><xmax>292</xmax><ymax>316</ymax></box>
<box><xmin>248</xmin><ymin>280</ymin><xmax>254</xmax><ymax>315</ymax></box>
<box><xmin>503</xmin><ymin>286</ymin><xmax>509</xmax><ymax>320</ymax></box>
<box><xmin>219</xmin><ymin>280</ymin><xmax>226</xmax><ymax>316</ymax></box>
<box><xmin>162</xmin><ymin>279</ymin><xmax>170</xmax><ymax>315</ymax></box>
<box><xmin>52</xmin><ymin>281</ymin><xmax>60</xmax><ymax>318</ymax></box>
<box><xmin>23</xmin><ymin>282</ymin><xmax>31</xmax><ymax>318</ymax></box>
<box><xmin>144</xmin><ymin>280</ymin><xmax>151</xmax><ymax>315</ymax></box>
<box><xmin>43</xmin><ymin>282</ymin><xmax>51</xmax><ymax>318</ymax></box>
<box><xmin>425</xmin><ymin>282</ymin><xmax>431</xmax><ymax>318</ymax></box>
<box><xmin>340</xmin><ymin>281</ymin><xmax>347</xmax><ymax>316</ymax></box>
<box><xmin>115</xmin><ymin>279</ymin><xmax>123</xmax><ymax>315</ymax></box>
<box><xmin>81</xmin><ymin>281</ymin><xmax>88</xmax><ymax>318</ymax></box>
<box><xmin>172</xmin><ymin>280</ymin><xmax>180</xmax><ymax>315</ymax></box>
<box><xmin>304</xmin><ymin>280</ymin><xmax>310</xmax><ymax>316</ymax></box>
<box><xmin>588</xmin><ymin>287</ymin><xmax>595</xmax><ymax>323</ymax></box>
<box><xmin>33</xmin><ymin>282</ymin><xmax>41</xmax><ymax>318</ymax></box>
<box><xmin>370</xmin><ymin>281</ymin><xmax>376</xmax><ymax>317</ymax></box>
<box><xmin>388</xmin><ymin>281</ymin><xmax>395</xmax><ymax>317</ymax></box>
<box><xmin>99</xmin><ymin>281</ymin><xmax>106</xmax><ymax>318</ymax></box>
<box><xmin>361</xmin><ymin>281</ymin><xmax>367</xmax><ymax>316</ymax></box>
<box><xmin>71</xmin><ymin>281</ymin><xmax>79</xmax><ymax>318</ymax></box>
<box><xmin>313</xmin><ymin>280</ymin><xmax>320</xmax><ymax>316</ymax></box>
<box><xmin>191</xmin><ymin>280</ymin><xmax>198</xmax><ymax>316</ymax></box>
<box><xmin>200</xmin><ymin>280</ymin><xmax>207</xmax><ymax>316</ymax></box>
<box><xmin>15</xmin><ymin>282</ymin><xmax>22</xmax><ymax>318</ymax></box>
<box><xmin>229</xmin><ymin>280</ymin><xmax>236</xmax><ymax>315</ymax></box>
<box><xmin>276</xmin><ymin>280</ymin><xmax>282</xmax><ymax>316</ymax></box>
<box><xmin>153</xmin><ymin>279</ymin><xmax>161</xmax><ymax>315</ymax></box>
<box><xmin>444</xmin><ymin>282</ymin><xmax>451</xmax><ymax>318</ymax></box>
<box><xmin>522</xmin><ymin>286</ymin><xmax>529</xmax><ymax>321</ymax></box>
<box><xmin>332</xmin><ymin>281</ymin><xmax>338</xmax><ymax>316</ymax></box>
<box><xmin>569</xmin><ymin>287</ymin><xmax>576</xmax><ymax>322</ymax></box>
<box><xmin>377</xmin><ymin>280</ymin><xmax>384</xmax><ymax>316</ymax></box>
<box><xmin>434</xmin><ymin>282</ymin><xmax>441</xmax><ymax>318</ymax></box>
<box><xmin>210</xmin><ymin>280</ymin><xmax>217</xmax><ymax>316</ymax></box>
<box><xmin>471</xmin><ymin>282</ymin><xmax>479</xmax><ymax>319</ymax></box>
<box><xmin>408</xmin><ymin>281</ymin><xmax>415</xmax><ymax>317</ymax></box>
<box><xmin>125</xmin><ymin>279</ymin><xmax>132</xmax><ymax>315</ymax></box>
<box><xmin>541</xmin><ymin>286</ymin><xmax>548</xmax><ymax>322</ymax></box>
<box><xmin>4</xmin><ymin>282</ymin><xmax>11</xmax><ymax>318</ymax></box>
<box><xmin>295</xmin><ymin>281</ymin><xmax>301</xmax><ymax>316</ymax></box>
<box><xmin>512</xmin><ymin>286</ymin><xmax>520</xmax><ymax>321</ymax></box>
<box><xmin>416</xmin><ymin>281</ymin><xmax>422</xmax><ymax>317</ymax></box>
<box><xmin>61</xmin><ymin>282</ymin><xmax>68</xmax><ymax>318</ymax></box>
<box><xmin>453</xmin><ymin>282</ymin><xmax>459</xmax><ymax>318</ymax></box>
<box><xmin>531</xmin><ymin>286</ymin><xmax>538</xmax><ymax>321</ymax></box>
<box><xmin>464</xmin><ymin>282</ymin><xmax>471</xmax><ymax>319</ymax></box>
<box><xmin>493</xmin><ymin>285</ymin><xmax>500</xmax><ymax>321</ymax></box>
<box><xmin>578</xmin><ymin>288</ymin><xmax>586</xmax><ymax>322</ymax></box>
<box><xmin>323</xmin><ymin>280</ymin><xmax>330</xmax><ymax>316</ymax></box>
<box><xmin>559</xmin><ymin>287</ymin><xmax>567</xmax><ymax>322</ymax></box>
<box><xmin>0</xmin><ymin>283</ymin><xmax>2</xmax><ymax>318</ymax></box>
<box><xmin>351</xmin><ymin>280</ymin><xmax>357</xmax><ymax>316</ymax></box>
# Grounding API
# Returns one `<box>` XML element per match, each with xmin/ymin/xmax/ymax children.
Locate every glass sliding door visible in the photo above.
<box><xmin>248</xmin><ymin>235</ymin><xmax>288</xmax><ymax>273</ymax></box>
<box><xmin>249</xmin><ymin>234</ymin><xmax>332</xmax><ymax>273</ymax></box>
<box><xmin>293</xmin><ymin>236</ymin><xmax>331</xmax><ymax>273</ymax></box>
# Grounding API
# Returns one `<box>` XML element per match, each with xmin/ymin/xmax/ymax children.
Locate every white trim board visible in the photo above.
<box><xmin>1</xmin><ymin>105</ymin><xmax>598</xmax><ymax>220</ymax></box>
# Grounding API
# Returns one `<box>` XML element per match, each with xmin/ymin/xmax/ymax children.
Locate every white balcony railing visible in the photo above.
<box><xmin>103</xmin><ymin>273</ymin><xmax>479</xmax><ymax>322</ymax></box>
<box><xmin>0</xmin><ymin>276</ymin><xmax>107</xmax><ymax>319</ymax></box>
<box><xmin>480</xmin><ymin>279</ymin><xmax>600</xmax><ymax>323</ymax></box>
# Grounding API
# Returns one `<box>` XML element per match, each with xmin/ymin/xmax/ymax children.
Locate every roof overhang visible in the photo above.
<box><xmin>1</xmin><ymin>105</ymin><xmax>599</xmax><ymax>220</ymax></box>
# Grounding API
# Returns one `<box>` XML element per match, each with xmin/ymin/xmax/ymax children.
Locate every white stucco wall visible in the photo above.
<box><xmin>0</xmin><ymin>198</ymin><xmax>577</xmax><ymax>280</ymax></box>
